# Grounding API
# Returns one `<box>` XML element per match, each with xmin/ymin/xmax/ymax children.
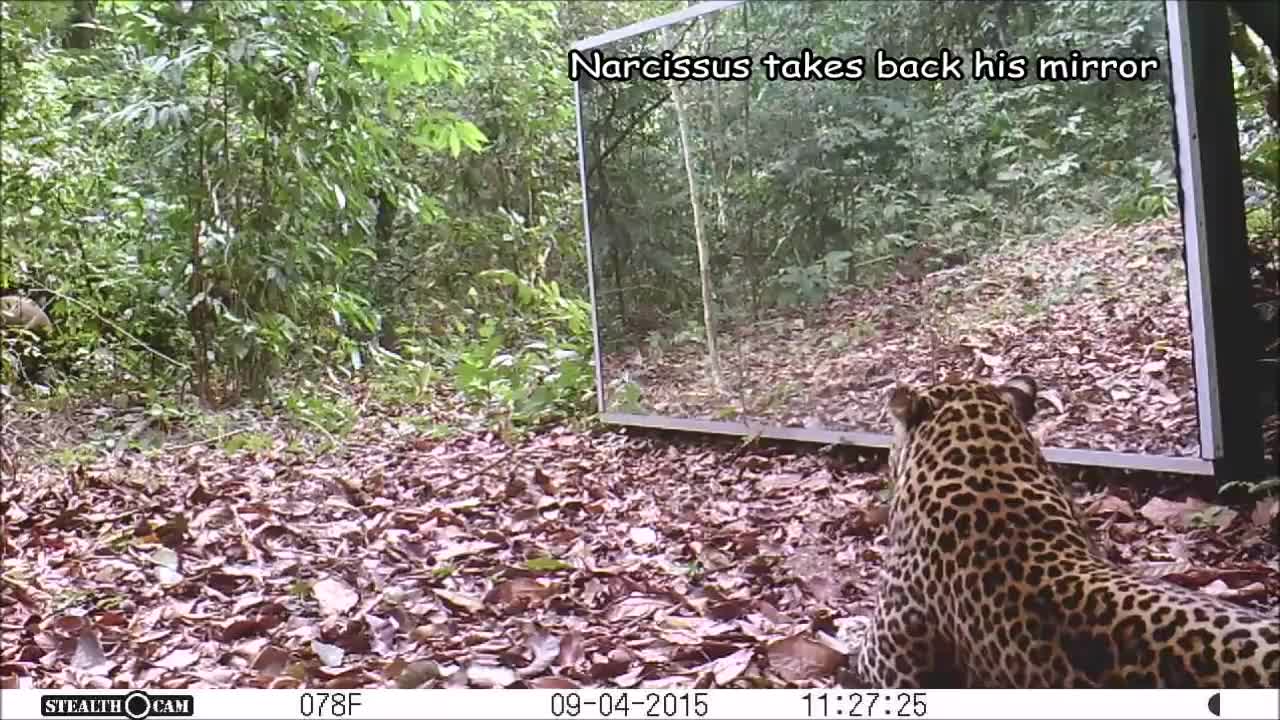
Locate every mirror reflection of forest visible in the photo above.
<box><xmin>582</xmin><ymin>0</ymin><xmax>1199</xmax><ymax>457</ymax></box>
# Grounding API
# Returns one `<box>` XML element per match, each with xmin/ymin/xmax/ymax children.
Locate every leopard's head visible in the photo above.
<box><xmin>886</xmin><ymin>375</ymin><xmax>1039</xmax><ymax>479</ymax></box>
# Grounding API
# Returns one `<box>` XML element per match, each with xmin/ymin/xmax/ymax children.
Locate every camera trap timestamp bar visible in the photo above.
<box><xmin>1</xmin><ymin>689</ymin><xmax>1276</xmax><ymax>720</ymax></box>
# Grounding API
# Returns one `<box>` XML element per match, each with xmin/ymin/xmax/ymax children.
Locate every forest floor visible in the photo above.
<box><xmin>4</xmin><ymin>215</ymin><xmax>1279</xmax><ymax>688</ymax></box>
<box><xmin>609</xmin><ymin>216</ymin><xmax>1280</xmax><ymax>458</ymax></box>
<box><xmin>3</xmin><ymin>378</ymin><xmax>1279</xmax><ymax>688</ymax></box>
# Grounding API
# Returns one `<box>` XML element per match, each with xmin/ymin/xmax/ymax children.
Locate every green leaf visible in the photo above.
<box><xmin>524</xmin><ymin>556</ymin><xmax>571</xmax><ymax>572</ymax></box>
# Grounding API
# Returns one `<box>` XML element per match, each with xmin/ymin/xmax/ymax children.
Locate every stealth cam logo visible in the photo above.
<box><xmin>41</xmin><ymin>691</ymin><xmax>194</xmax><ymax>720</ymax></box>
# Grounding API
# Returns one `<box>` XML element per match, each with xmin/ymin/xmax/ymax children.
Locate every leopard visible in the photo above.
<box><xmin>848</xmin><ymin>375</ymin><xmax>1279</xmax><ymax>688</ymax></box>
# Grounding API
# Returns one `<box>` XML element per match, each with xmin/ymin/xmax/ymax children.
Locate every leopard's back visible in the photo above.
<box><xmin>850</xmin><ymin>376</ymin><xmax>1279</xmax><ymax>688</ymax></box>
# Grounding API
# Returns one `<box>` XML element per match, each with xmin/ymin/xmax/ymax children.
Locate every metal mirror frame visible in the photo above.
<box><xmin>572</xmin><ymin>1</ymin><xmax>1264</xmax><ymax>481</ymax></box>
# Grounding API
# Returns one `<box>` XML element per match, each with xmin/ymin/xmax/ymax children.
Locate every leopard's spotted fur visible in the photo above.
<box><xmin>850</xmin><ymin>376</ymin><xmax>1279</xmax><ymax>688</ymax></box>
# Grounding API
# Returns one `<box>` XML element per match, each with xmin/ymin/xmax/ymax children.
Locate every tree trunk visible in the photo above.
<box><xmin>1229</xmin><ymin>2</ymin><xmax>1279</xmax><ymax>67</ymax></box>
<box><xmin>663</xmin><ymin>27</ymin><xmax>722</xmax><ymax>390</ymax></box>
<box><xmin>62</xmin><ymin>0</ymin><xmax>98</xmax><ymax>50</ymax></box>
<box><xmin>1228</xmin><ymin>16</ymin><xmax>1279</xmax><ymax>127</ymax></box>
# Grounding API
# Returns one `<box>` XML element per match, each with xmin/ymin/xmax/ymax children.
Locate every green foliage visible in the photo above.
<box><xmin>401</xmin><ymin>418</ymin><xmax>456</xmax><ymax>440</ymax></box>
<box><xmin>2</xmin><ymin>0</ymin><xmax>595</xmax><ymax>432</ymax></box>
<box><xmin>1110</xmin><ymin>158</ymin><xmax>1178</xmax><ymax>224</ymax></box>
<box><xmin>436</xmin><ymin>270</ymin><xmax>595</xmax><ymax>427</ymax></box>
<box><xmin>47</xmin><ymin>445</ymin><xmax>96</xmax><ymax>468</ymax></box>
<box><xmin>222</xmin><ymin>431</ymin><xmax>275</xmax><ymax>455</ymax></box>
<box><xmin>1219</xmin><ymin>476</ymin><xmax>1280</xmax><ymax>498</ymax></box>
<box><xmin>372</xmin><ymin>360</ymin><xmax>440</xmax><ymax>407</ymax></box>
<box><xmin>524</xmin><ymin>556</ymin><xmax>572</xmax><ymax>572</ymax></box>
<box><xmin>608</xmin><ymin>380</ymin><xmax>645</xmax><ymax>414</ymax></box>
<box><xmin>281</xmin><ymin>385</ymin><xmax>358</xmax><ymax>438</ymax></box>
<box><xmin>0</xmin><ymin>327</ymin><xmax>47</xmax><ymax>386</ymax></box>
<box><xmin>774</xmin><ymin>250</ymin><xmax>854</xmax><ymax>306</ymax></box>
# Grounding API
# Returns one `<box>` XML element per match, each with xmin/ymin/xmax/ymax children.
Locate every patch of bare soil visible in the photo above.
<box><xmin>2</xmin><ymin>397</ymin><xmax>1277</xmax><ymax>688</ymax></box>
<box><xmin>609</xmin><ymin>218</ymin><xmax>1204</xmax><ymax>456</ymax></box>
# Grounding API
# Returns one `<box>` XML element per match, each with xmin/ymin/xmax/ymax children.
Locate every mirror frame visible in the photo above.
<box><xmin>571</xmin><ymin>1</ymin><xmax>1264</xmax><ymax>481</ymax></box>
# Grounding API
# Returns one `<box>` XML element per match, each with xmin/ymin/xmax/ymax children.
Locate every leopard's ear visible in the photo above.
<box><xmin>997</xmin><ymin>375</ymin><xmax>1038</xmax><ymax>424</ymax></box>
<box><xmin>888</xmin><ymin>384</ymin><xmax>932</xmax><ymax>429</ymax></box>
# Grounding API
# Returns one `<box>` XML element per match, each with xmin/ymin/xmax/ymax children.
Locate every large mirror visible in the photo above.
<box><xmin>577</xmin><ymin>0</ymin><xmax>1213</xmax><ymax>471</ymax></box>
<box><xmin>578</xmin><ymin>8</ymin><xmax>756</xmax><ymax>424</ymax></box>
